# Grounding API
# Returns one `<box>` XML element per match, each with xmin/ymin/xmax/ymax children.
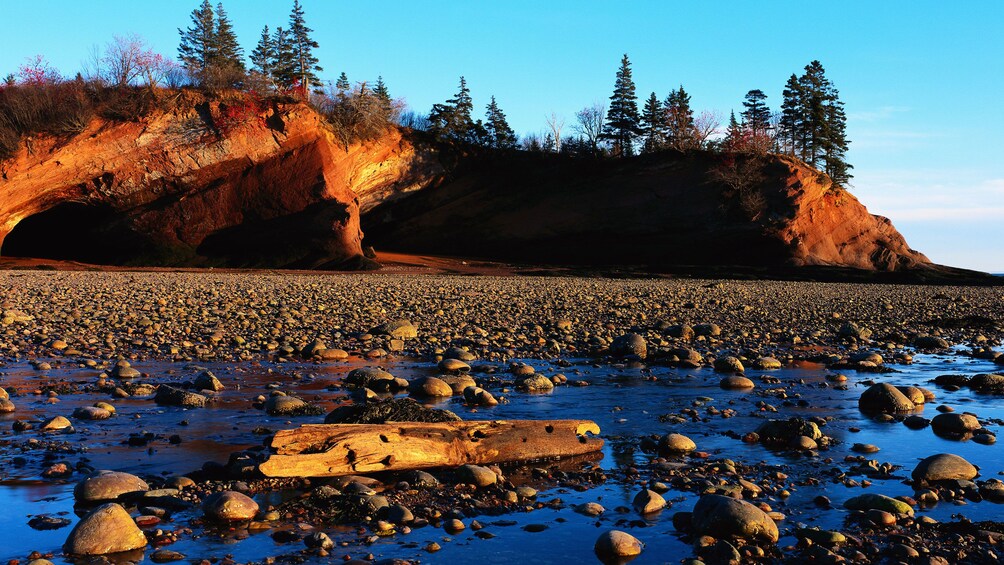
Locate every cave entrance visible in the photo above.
<box><xmin>1</xmin><ymin>202</ymin><xmax>145</xmax><ymax>264</ymax></box>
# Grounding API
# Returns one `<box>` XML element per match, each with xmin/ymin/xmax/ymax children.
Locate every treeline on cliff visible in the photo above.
<box><xmin>1</xmin><ymin>0</ymin><xmax>850</xmax><ymax>189</ymax></box>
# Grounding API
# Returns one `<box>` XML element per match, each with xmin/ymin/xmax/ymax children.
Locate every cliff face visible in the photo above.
<box><xmin>362</xmin><ymin>150</ymin><xmax>931</xmax><ymax>272</ymax></box>
<box><xmin>0</xmin><ymin>95</ymin><xmax>436</xmax><ymax>268</ymax></box>
<box><xmin>0</xmin><ymin>99</ymin><xmax>935</xmax><ymax>275</ymax></box>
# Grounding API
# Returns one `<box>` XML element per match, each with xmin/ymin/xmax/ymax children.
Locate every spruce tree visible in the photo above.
<box><xmin>177</xmin><ymin>0</ymin><xmax>217</xmax><ymax>76</ymax></box>
<box><xmin>640</xmin><ymin>92</ymin><xmax>664</xmax><ymax>153</ymax></box>
<box><xmin>288</xmin><ymin>0</ymin><xmax>322</xmax><ymax>94</ymax></box>
<box><xmin>213</xmin><ymin>3</ymin><xmax>245</xmax><ymax>83</ymax></box>
<box><xmin>725</xmin><ymin>110</ymin><xmax>741</xmax><ymax>148</ymax></box>
<box><xmin>428</xmin><ymin>76</ymin><xmax>477</xmax><ymax>143</ymax></box>
<box><xmin>271</xmin><ymin>26</ymin><xmax>297</xmax><ymax>90</ymax></box>
<box><xmin>664</xmin><ymin>86</ymin><xmax>695</xmax><ymax>150</ymax></box>
<box><xmin>484</xmin><ymin>96</ymin><xmax>516</xmax><ymax>149</ymax></box>
<box><xmin>373</xmin><ymin>76</ymin><xmax>392</xmax><ymax>119</ymax></box>
<box><xmin>250</xmin><ymin>25</ymin><xmax>275</xmax><ymax>83</ymax></box>
<box><xmin>778</xmin><ymin>74</ymin><xmax>803</xmax><ymax>155</ymax></box>
<box><xmin>741</xmin><ymin>89</ymin><xmax>770</xmax><ymax>136</ymax></box>
<box><xmin>599</xmin><ymin>54</ymin><xmax>641</xmax><ymax>157</ymax></box>
<box><xmin>335</xmin><ymin>72</ymin><xmax>350</xmax><ymax>94</ymax></box>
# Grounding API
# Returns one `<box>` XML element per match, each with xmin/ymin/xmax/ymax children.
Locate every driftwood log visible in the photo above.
<box><xmin>259</xmin><ymin>419</ymin><xmax>603</xmax><ymax>477</ymax></box>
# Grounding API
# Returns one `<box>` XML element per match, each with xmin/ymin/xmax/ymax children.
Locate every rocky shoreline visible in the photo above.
<box><xmin>1</xmin><ymin>271</ymin><xmax>1003</xmax><ymax>564</ymax></box>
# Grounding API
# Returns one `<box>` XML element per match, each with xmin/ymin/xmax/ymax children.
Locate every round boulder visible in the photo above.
<box><xmin>659</xmin><ymin>433</ymin><xmax>696</xmax><ymax>454</ymax></box>
<box><xmin>515</xmin><ymin>374</ymin><xmax>554</xmax><ymax>392</ymax></box>
<box><xmin>931</xmin><ymin>413</ymin><xmax>981</xmax><ymax>434</ymax></box>
<box><xmin>594</xmin><ymin>530</ymin><xmax>643</xmax><ymax>559</ymax></box>
<box><xmin>202</xmin><ymin>491</ymin><xmax>259</xmax><ymax>521</ymax></box>
<box><xmin>74</xmin><ymin>471</ymin><xmax>149</xmax><ymax>503</ymax></box>
<box><xmin>611</xmin><ymin>333</ymin><xmax>647</xmax><ymax>359</ymax></box>
<box><xmin>456</xmin><ymin>464</ymin><xmax>497</xmax><ymax>488</ymax></box>
<box><xmin>858</xmin><ymin>383</ymin><xmax>916</xmax><ymax>413</ymax></box>
<box><xmin>691</xmin><ymin>494</ymin><xmax>779</xmax><ymax>543</ymax></box>
<box><xmin>720</xmin><ymin>376</ymin><xmax>754</xmax><ymax>389</ymax></box>
<box><xmin>409</xmin><ymin>376</ymin><xmax>454</xmax><ymax>397</ymax></box>
<box><xmin>63</xmin><ymin>503</ymin><xmax>147</xmax><ymax>555</ymax></box>
<box><xmin>714</xmin><ymin>356</ymin><xmax>745</xmax><ymax>373</ymax></box>
<box><xmin>912</xmin><ymin>453</ymin><xmax>978</xmax><ymax>483</ymax></box>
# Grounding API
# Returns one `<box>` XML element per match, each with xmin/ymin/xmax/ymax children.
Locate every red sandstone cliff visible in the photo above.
<box><xmin>0</xmin><ymin>94</ymin><xmax>435</xmax><ymax>268</ymax></box>
<box><xmin>0</xmin><ymin>97</ymin><xmax>955</xmax><ymax>277</ymax></box>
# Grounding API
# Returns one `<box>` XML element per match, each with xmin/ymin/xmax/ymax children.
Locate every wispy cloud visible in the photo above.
<box><xmin>856</xmin><ymin>174</ymin><xmax>1004</xmax><ymax>222</ymax></box>
<box><xmin>848</xmin><ymin>106</ymin><xmax>911</xmax><ymax>123</ymax></box>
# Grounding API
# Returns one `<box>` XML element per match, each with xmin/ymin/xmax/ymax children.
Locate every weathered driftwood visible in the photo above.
<box><xmin>259</xmin><ymin>419</ymin><xmax>603</xmax><ymax>477</ymax></box>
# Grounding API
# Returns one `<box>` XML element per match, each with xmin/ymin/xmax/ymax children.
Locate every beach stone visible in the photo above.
<box><xmin>403</xmin><ymin>470</ymin><xmax>439</xmax><ymax>488</ymax></box>
<box><xmin>305</xmin><ymin>531</ymin><xmax>334</xmax><ymax>550</ymax></box>
<box><xmin>913</xmin><ymin>335</ymin><xmax>950</xmax><ymax>349</ymax></box>
<box><xmin>73</xmin><ymin>406</ymin><xmax>111</xmax><ymax>420</ymax></box>
<box><xmin>839</xmin><ymin>322</ymin><xmax>872</xmax><ymax>340</ymax></box>
<box><xmin>632</xmin><ymin>489</ymin><xmax>667</xmax><ymax>514</ymax></box>
<box><xmin>112</xmin><ymin>363</ymin><xmax>141</xmax><ymax>379</ymax></box>
<box><xmin>318</xmin><ymin>347</ymin><xmax>348</xmax><ymax>360</ymax></box>
<box><xmin>265</xmin><ymin>394</ymin><xmax>312</xmax><ymax>416</ymax></box>
<box><xmin>792</xmin><ymin>435</ymin><xmax>818</xmax><ymax>450</ymax></box>
<box><xmin>62</xmin><ymin>503</ymin><xmax>147</xmax><ymax>555</ymax></box>
<box><xmin>694</xmin><ymin>323</ymin><xmax>721</xmax><ymax>337</ymax></box>
<box><xmin>193</xmin><ymin>371</ymin><xmax>224</xmax><ymax>391</ymax></box>
<box><xmin>0</xmin><ymin>397</ymin><xmax>14</xmax><ymax>413</ymax></box>
<box><xmin>409</xmin><ymin>376</ymin><xmax>454</xmax><ymax>397</ymax></box>
<box><xmin>150</xmin><ymin>550</ymin><xmax>186</xmax><ymax>562</ymax></box>
<box><xmin>844</xmin><ymin>493</ymin><xmax>913</xmax><ymax>516</ymax></box>
<box><xmin>463</xmin><ymin>386</ymin><xmax>498</xmax><ymax>406</ymax></box>
<box><xmin>912</xmin><ymin>453</ymin><xmax>978</xmax><ymax>483</ymax></box>
<box><xmin>344</xmin><ymin>367</ymin><xmax>396</xmax><ymax>388</ymax></box>
<box><xmin>439</xmin><ymin>374</ymin><xmax>477</xmax><ymax>394</ymax></box>
<box><xmin>325</xmin><ymin>398</ymin><xmax>460</xmax><ymax>424</ymax></box>
<box><xmin>931</xmin><ymin>413</ymin><xmax>980</xmax><ymax>434</ymax></box>
<box><xmin>659</xmin><ymin>433</ymin><xmax>697</xmax><ymax>454</ymax></box>
<box><xmin>754</xmin><ymin>357</ymin><xmax>782</xmax><ymax>370</ymax></box>
<box><xmin>438</xmin><ymin>358</ymin><xmax>470</xmax><ymax>373</ymax></box>
<box><xmin>594</xmin><ymin>530</ymin><xmax>643</xmax><ymax>558</ymax></box>
<box><xmin>714</xmin><ymin>356</ymin><xmax>745</xmax><ymax>373</ymax></box>
<box><xmin>387</xmin><ymin>504</ymin><xmax>414</xmax><ymax>524</ymax></box>
<box><xmin>850</xmin><ymin>351</ymin><xmax>883</xmax><ymax>364</ymax></box>
<box><xmin>904</xmin><ymin>415</ymin><xmax>930</xmax><ymax>429</ymax></box>
<box><xmin>969</xmin><ymin>373</ymin><xmax>1004</xmax><ymax>393</ymax></box>
<box><xmin>691</xmin><ymin>494</ymin><xmax>779</xmax><ymax>543</ymax></box>
<box><xmin>795</xmin><ymin>528</ymin><xmax>847</xmax><ymax>546</ymax></box>
<box><xmin>515</xmin><ymin>373</ymin><xmax>554</xmax><ymax>392</ymax></box>
<box><xmin>611</xmin><ymin>333</ymin><xmax>647</xmax><ymax>359</ymax></box>
<box><xmin>897</xmin><ymin>386</ymin><xmax>927</xmax><ymax>405</ymax></box>
<box><xmin>154</xmin><ymin>385</ymin><xmax>206</xmax><ymax>408</ymax></box>
<box><xmin>300</xmin><ymin>338</ymin><xmax>327</xmax><ymax>357</ymax></box>
<box><xmin>979</xmin><ymin>479</ymin><xmax>1004</xmax><ymax>501</ymax></box>
<box><xmin>755</xmin><ymin>418</ymin><xmax>822</xmax><ymax>445</ymax></box>
<box><xmin>457</xmin><ymin>464</ymin><xmax>497</xmax><ymax>487</ymax></box>
<box><xmin>576</xmin><ymin>502</ymin><xmax>605</xmax><ymax>516</ymax></box>
<box><xmin>202</xmin><ymin>491</ymin><xmax>259</xmax><ymax>521</ymax></box>
<box><xmin>443</xmin><ymin>346</ymin><xmax>476</xmax><ymax>361</ymax></box>
<box><xmin>370</xmin><ymin>319</ymin><xmax>417</xmax><ymax>339</ymax></box>
<box><xmin>858</xmin><ymin>383</ymin><xmax>915</xmax><ymax>413</ymax></box>
<box><xmin>720</xmin><ymin>375</ymin><xmax>754</xmax><ymax>389</ymax></box>
<box><xmin>74</xmin><ymin>470</ymin><xmax>150</xmax><ymax>503</ymax></box>
<box><xmin>41</xmin><ymin>415</ymin><xmax>73</xmax><ymax>431</ymax></box>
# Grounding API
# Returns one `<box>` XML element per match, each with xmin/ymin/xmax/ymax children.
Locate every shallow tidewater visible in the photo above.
<box><xmin>1</xmin><ymin>348</ymin><xmax>1002</xmax><ymax>563</ymax></box>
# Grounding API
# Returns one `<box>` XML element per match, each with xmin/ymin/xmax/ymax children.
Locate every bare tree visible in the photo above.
<box><xmin>102</xmin><ymin>34</ymin><xmax>148</xmax><ymax>87</ymax></box>
<box><xmin>573</xmin><ymin>103</ymin><xmax>605</xmax><ymax>153</ymax></box>
<box><xmin>545</xmin><ymin>112</ymin><xmax>565</xmax><ymax>153</ymax></box>
<box><xmin>692</xmin><ymin>110</ymin><xmax>722</xmax><ymax>148</ymax></box>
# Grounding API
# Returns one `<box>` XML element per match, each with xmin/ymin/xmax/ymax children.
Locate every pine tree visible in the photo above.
<box><xmin>373</xmin><ymin>76</ymin><xmax>392</xmax><ymax>119</ymax></box>
<box><xmin>640</xmin><ymin>92</ymin><xmax>665</xmax><ymax>153</ymax></box>
<box><xmin>335</xmin><ymin>72</ymin><xmax>350</xmax><ymax>94</ymax></box>
<box><xmin>725</xmin><ymin>110</ymin><xmax>741</xmax><ymax>148</ymax></box>
<box><xmin>664</xmin><ymin>86</ymin><xmax>696</xmax><ymax>150</ymax></box>
<box><xmin>428</xmin><ymin>76</ymin><xmax>477</xmax><ymax>143</ymax></box>
<box><xmin>250</xmin><ymin>25</ymin><xmax>275</xmax><ymax>83</ymax></box>
<box><xmin>288</xmin><ymin>0</ymin><xmax>322</xmax><ymax>94</ymax></box>
<box><xmin>177</xmin><ymin>0</ymin><xmax>217</xmax><ymax>76</ymax></box>
<box><xmin>741</xmin><ymin>89</ymin><xmax>770</xmax><ymax>136</ymax></box>
<box><xmin>599</xmin><ymin>54</ymin><xmax>641</xmax><ymax>157</ymax></box>
<box><xmin>213</xmin><ymin>3</ymin><xmax>245</xmax><ymax>83</ymax></box>
<box><xmin>781</xmin><ymin>62</ymin><xmax>852</xmax><ymax>186</ymax></box>
<box><xmin>271</xmin><ymin>26</ymin><xmax>297</xmax><ymax>90</ymax></box>
<box><xmin>484</xmin><ymin>96</ymin><xmax>516</xmax><ymax>149</ymax></box>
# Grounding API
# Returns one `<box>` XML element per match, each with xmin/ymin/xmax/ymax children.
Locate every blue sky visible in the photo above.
<box><xmin>2</xmin><ymin>1</ymin><xmax>1001</xmax><ymax>271</ymax></box>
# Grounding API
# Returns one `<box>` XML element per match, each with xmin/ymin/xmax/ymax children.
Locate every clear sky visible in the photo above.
<box><xmin>2</xmin><ymin>1</ymin><xmax>1002</xmax><ymax>271</ymax></box>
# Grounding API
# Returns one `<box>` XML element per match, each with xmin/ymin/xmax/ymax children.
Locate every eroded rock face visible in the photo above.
<box><xmin>0</xmin><ymin>96</ymin><xmax>434</xmax><ymax>269</ymax></box>
<box><xmin>363</xmin><ymin>150</ymin><xmax>935</xmax><ymax>273</ymax></box>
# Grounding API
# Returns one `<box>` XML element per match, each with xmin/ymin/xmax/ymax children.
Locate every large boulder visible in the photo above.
<box><xmin>912</xmin><ymin>453</ymin><xmax>978</xmax><ymax>483</ymax></box>
<box><xmin>324</xmin><ymin>398</ymin><xmax>460</xmax><ymax>424</ymax></box>
<box><xmin>63</xmin><ymin>503</ymin><xmax>147</xmax><ymax>555</ymax></box>
<box><xmin>690</xmin><ymin>494</ymin><xmax>779</xmax><ymax>544</ymax></box>
<box><xmin>202</xmin><ymin>491</ymin><xmax>259</xmax><ymax>521</ymax></box>
<box><xmin>74</xmin><ymin>471</ymin><xmax>149</xmax><ymax>503</ymax></box>
<box><xmin>154</xmin><ymin>385</ymin><xmax>207</xmax><ymax>408</ymax></box>
<box><xmin>611</xmin><ymin>333</ymin><xmax>647</xmax><ymax>359</ymax></box>
<box><xmin>858</xmin><ymin>383</ymin><xmax>915</xmax><ymax>413</ymax></box>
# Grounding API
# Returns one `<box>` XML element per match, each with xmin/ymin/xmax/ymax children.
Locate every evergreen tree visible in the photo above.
<box><xmin>335</xmin><ymin>72</ymin><xmax>350</xmax><ymax>94</ymax></box>
<box><xmin>428</xmin><ymin>76</ymin><xmax>477</xmax><ymax>143</ymax></box>
<box><xmin>373</xmin><ymin>76</ymin><xmax>392</xmax><ymax>118</ymax></box>
<box><xmin>484</xmin><ymin>96</ymin><xmax>517</xmax><ymax>149</ymax></box>
<box><xmin>664</xmin><ymin>86</ymin><xmax>696</xmax><ymax>150</ymax></box>
<box><xmin>599</xmin><ymin>54</ymin><xmax>641</xmax><ymax>157</ymax></box>
<box><xmin>271</xmin><ymin>26</ymin><xmax>297</xmax><ymax>90</ymax></box>
<box><xmin>250</xmin><ymin>25</ymin><xmax>275</xmax><ymax>82</ymax></box>
<box><xmin>741</xmin><ymin>89</ymin><xmax>770</xmax><ymax>136</ymax></box>
<box><xmin>177</xmin><ymin>0</ymin><xmax>216</xmax><ymax>75</ymax></box>
<box><xmin>725</xmin><ymin>110</ymin><xmax>741</xmax><ymax>148</ymax></box>
<box><xmin>288</xmin><ymin>0</ymin><xmax>322</xmax><ymax>94</ymax></box>
<box><xmin>640</xmin><ymin>92</ymin><xmax>665</xmax><ymax>153</ymax></box>
<box><xmin>213</xmin><ymin>3</ymin><xmax>245</xmax><ymax>83</ymax></box>
<box><xmin>781</xmin><ymin>61</ymin><xmax>852</xmax><ymax>186</ymax></box>
<box><xmin>778</xmin><ymin>74</ymin><xmax>803</xmax><ymax>155</ymax></box>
